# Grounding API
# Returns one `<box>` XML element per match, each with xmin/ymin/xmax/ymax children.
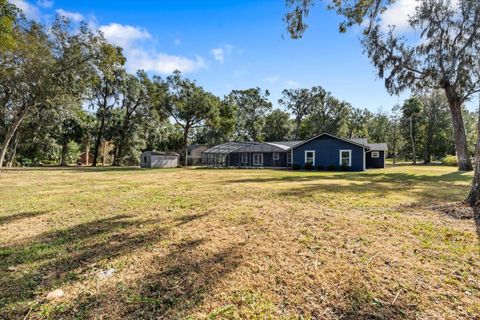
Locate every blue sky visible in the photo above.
<box><xmin>12</xmin><ymin>0</ymin><xmax>415</xmax><ymax>112</ymax></box>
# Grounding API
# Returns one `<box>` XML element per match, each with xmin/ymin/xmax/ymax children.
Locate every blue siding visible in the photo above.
<box><xmin>292</xmin><ymin>135</ymin><xmax>365</xmax><ymax>171</ymax></box>
<box><xmin>366</xmin><ymin>150</ymin><xmax>385</xmax><ymax>168</ymax></box>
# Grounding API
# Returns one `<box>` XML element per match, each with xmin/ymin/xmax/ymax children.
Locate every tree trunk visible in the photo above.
<box><xmin>444</xmin><ymin>87</ymin><xmax>472</xmax><ymax>171</ymax></box>
<box><xmin>183</xmin><ymin>125</ymin><xmax>190</xmax><ymax>166</ymax></box>
<box><xmin>92</xmin><ymin>115</ymin><xmax>105</xmax><ymax>167</ymax></box>
<box><xmin>466</xmin><ymin>95</ymin><xmax>480</xmax><ymax>204</ymax></box>
<box><xmin>392</xmin><ymin>119</ymin><xmax>397</xmax><ymax>165</ymax></box>
<box><xmin>6</xmin><ymin>132</ymin><xmax>19</xmax><ymax>167</ymax></box>
<box><xmin>60</xmin><ymin>140</ymin><xmax>69</xmax><ymax>166</ymax></box>
<box><xmin>84</xmin><ymin>133</ymin><xmax>90</xmax><ymax>166</ymax></box>
<box><xmin>409</xmin><ymin>116</ymin><xmax>416</xmax><ymax>165</ymax></box>
<box><xmin>0</xmin><ymin>108</ymin><xmax>28</xmax><ymax>168</ymax></box>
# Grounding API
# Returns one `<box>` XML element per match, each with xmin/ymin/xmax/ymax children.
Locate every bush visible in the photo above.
<box><xmin>341</xmin><ymin>165</ymin><xmax>350</xmax><ymax>171</ymax></box>
<box><xmin>441</xmin><ymin>155</ymin><xmax>458</xmax><ymax>167</ymax></box>
<box><xmin>304</xmin><ymin>162</ymin><xmax>314</xmax><ymax>170</ymax></box>
<box><xmin>327</xmin><ymin>164</ymin><xmax>336</xmax><ymax>171</ymax></box>
<box><xmin>291</xmin><ymin>163</ymin><xmax>301</xmax><ymax>170</ymax></box>
<box><xmin>316</xmin><ymin>165</ymin><xmax>324</xmax><ymax>171</ymax></box>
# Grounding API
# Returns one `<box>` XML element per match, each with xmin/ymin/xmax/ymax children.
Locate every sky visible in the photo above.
<box><xmin>10</xmin><ymin>0</ymin><xmax>421</xmax><ymax>113</ymax></box>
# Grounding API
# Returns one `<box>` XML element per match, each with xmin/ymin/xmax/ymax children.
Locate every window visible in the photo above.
<box><xmin>339</xmin><ymin>150</ymin><xmax>352</xmax><ymax>167</ymax></box>
<box><xmin>305</xmin><ymin>150</ymin><xmax>315</xmax><ymax>165</ymax></box>
<box><xmin>287</xmin><ymin>152</ymin><xmax>292</xmax><ymax>164</ymax></box>
<box><xmin>143</xmin><ymin>156</ymin><xmax>147</xmax><ymax>163</ymax></box>
<box><xmin>371</xmin><ymin>151</ymin><xmax>379</xmax><ymax>158</ymax></box>
<box><xmin>241</xmin><ymin>153</ymin><xmax>248</xmax><ymax>163</ymax></box>
<box><xmin>273</xmin><ymin>152</ymin><xmax>279</xmax><ymax>160</ymax></box>
<box><xmin>253</xmin><ymin>153</ymin><xmax>263</xmax><ymax>165</ymax></box>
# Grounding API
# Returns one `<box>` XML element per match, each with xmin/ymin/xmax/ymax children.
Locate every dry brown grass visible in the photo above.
<box><xmin>0</xmin><ymin>165</ymin><xmax>479</xmax><ymax>319</ymax></box>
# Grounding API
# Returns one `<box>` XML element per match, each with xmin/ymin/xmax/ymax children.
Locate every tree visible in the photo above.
<box><xmin>111</xmin><ymin>70</ymin><xmax>150</xmax><ymax>166</ymax></box>
<box><xmin>279</xmin><ymin>88</ymin><xmax>313</xmax><ymax>139</ymax></box>
<box><xmin>420</xmin><ymin>90</ymin><xmax>453</xmax><ymax>163</ymax></box>
<box><xmin>300</xmin><ymin>87</ymin><xmax>351</xmax><ymax>138</ymax></box>
<box><xmin>89</xmin><ymin>42</ymin><xmax>126</xmax><ymax>166</ymax></box>
<box><xmin>57</xmin><ymin>103</ymin><xmax>85</xmax><ymax>166</ymax></box>
<box><xmin>401</xmin><ymin>97</ymin><xmax>423</xmax><ymax>164</ymax></box>
<box><xmin>263</xmin><ymin>109</ymin><xmax>292</xmax><ymax>141</ymax></box>
<box><xmin>285</xmin><ymin>0</ymin><xmax>480</xmax><ymax>171</ymax></box>
<box><xmin>193</xmin><ymin>98</ymin><xmax>236</xmax><ymax>146</ymax></box>
<box><xmin>0</xmin><ymin>0</ymin><xmax>19</xmax><ymax>50</ymax></box>
<box><xmin>348</xmin><ymin>108</ymin><xmax>372</xmax><ymax>139</ymax></box>
<box><xmin>157</xmin><ymin>71</ymin><xmax>221</xmax><ymax>166</ymax></box>
<box><xmin>389</xmin><ymin>105</ymin><xmax>401</xmax><ymax>164</ymax></box>
<box><xmin>0</xmin><ymin>17</ymin><xmax>96</xmax><ymax>167</ymax></box>
<box><xmin>228</xmin><ymin>88</ymin><xmax>272</xmax><ymax>141</ymax></box>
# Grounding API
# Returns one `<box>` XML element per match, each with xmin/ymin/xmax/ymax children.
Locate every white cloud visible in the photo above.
<box><xmin>100</xmin><ymin>23</ymin><xmax>151</xmax><ymax>48</ymax></box>
<box><xmin>211</xmin><ymin>44</ymin><xmax>233</xmax><ymax>64</ymax></box>
<box><xmin>36</xmin><ymin>0</ymin><xmax>53</xmax><ymax>8</ymax></box>
<box><xmin>11</xmin><ymin>0</ymin><xmax>41</xmax><ymax>20</ymax></box>
<box><xmin>286</xmin><ymin>80</ymin><xmax>300</xmax><ymax>88</ymax></box>
<box><xmin>128</xmin><ymin>49</ymin><xmax>206</xmax><ymax>74</ymax></box>
<box><xmin>211</xmin><ymin>48</ymin><xmax>225</xmax><ymax>64</ymax></box>
<box><xmin>100</xmin><ymin>23</ymin><xmax>206</xmax><ymax>74</ymax></box>
<box><xmin>55</xmin><ymin>9</ymin><xmax>84</xmax><ymax>23</ymax></box>
<box><xmin>381</xmin><ymin>0</ymin><xmax>459</xmax><ymax>32</ymax></box>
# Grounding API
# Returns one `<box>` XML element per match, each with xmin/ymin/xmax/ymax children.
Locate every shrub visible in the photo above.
<box><xmin>341</xmin><ymin>165</ymin><xmax>350</xmax><ymax>171</ymax></box>
<box><xmin>291</xmin><ymin>163</ymin><xmax>301</xmax><ymax>170</ymax></box>
<box><xmin>441</xmin><ymin>155</ymin><xmax>458</xmax><ymax>167</ymax></box>
<box><xmin>316</xmin><ymin>165</ymin><xmax>324</xmax><ymax>171</ymax></box>
<box><xmin>304</xmin><ymin>162</ymin><xmax>313</xmax><ymax>170</ymax></box>
<box><xmin>327</xmin><ymin>164</ymin><xmax>336</xmax><ymax>171</ymax></box>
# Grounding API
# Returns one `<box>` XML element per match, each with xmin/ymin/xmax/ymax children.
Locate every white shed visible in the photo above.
<box><xmin>140</xmin><ymin>151</ymin><xmax>179</xmax><ymax>168</ymax></box>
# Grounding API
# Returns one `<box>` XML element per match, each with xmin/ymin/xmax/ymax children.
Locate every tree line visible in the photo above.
<box><xmin>0</xmin><ymin>1</ymin><xmax>477</xmax><ymax>171</ymax></box>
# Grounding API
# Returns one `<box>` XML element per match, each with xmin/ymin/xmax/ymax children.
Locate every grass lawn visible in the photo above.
<box><xmin>0</xmin><ymin>165</ymin><xmax>479</xmax><ymax>319</ymax></box>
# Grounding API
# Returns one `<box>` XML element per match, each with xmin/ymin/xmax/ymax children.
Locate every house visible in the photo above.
<box><xmin>187</xmin><ymin>144</ymin><xmax>209</xmax><ymax>165</ymax></box>
<box><xmin>201</xmin><ymin>133</ymin><xmax>387</xmax><ymax>171</ymax></box>
<box><xmin>140</xmin><ymin>151</ymin><xmax>180</xmax><ymax>168</ymax></box>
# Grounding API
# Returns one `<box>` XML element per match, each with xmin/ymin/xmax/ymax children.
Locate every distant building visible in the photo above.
<box><xmin>187</xmin><ymin>145</ymin><xmax>209</xmax><ymax>165</ymax></box>
<box><xmin>202</xmin><ymin>133</ymin><xmax>387</xmax><ymax>171</ymax></box>
<box><xmin>77</xmin><ymin>152</ymin><xmax>94</xmax><ymax>166</ymax></box>
<box><xmin>140</xmin><ymin>151</ymin><xmax>179</xmax><ymax>168</ymax></box>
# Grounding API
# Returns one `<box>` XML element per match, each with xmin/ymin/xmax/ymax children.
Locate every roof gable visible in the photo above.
<box><xmin>292</xmin><ymin>133</ymin><xmax>369</xmax><ymax>150</ymax></box>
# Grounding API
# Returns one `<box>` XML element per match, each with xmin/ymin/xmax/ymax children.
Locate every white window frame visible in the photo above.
<box><xmin>287</xmin><ymin>151</ymin><xmax>292</xmax><ymax>164</ymax></box>
<box><xmin>241</xmin><ymin>153</ymin><xmax>248</xmax><ymax>163</ymax></box>
<box><xmin>339</xmin><ymin>149</ymin><xmax>352</xmax><ymax>167</ymax></box>
<box><xmin>371</xmin><ymin>151</ymin><xmax>379</xmax><ymax>158</ymax></box>
<box><xmin>273</xmin><ymin>152</ymin><xmax>280</xmax><ymax>160</ymax></box>
<box><xmin>252</xmin><ymin>153</ymin><xmax>263</xmax><ymax>166</ymax></box>
<box><xmin>304</xmin><ymin>150</ymin><xmax>315</xmax><ymax>166</ymax></box>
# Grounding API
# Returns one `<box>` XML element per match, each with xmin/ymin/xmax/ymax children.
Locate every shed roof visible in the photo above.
<box><xmin>187</xmin><ymin>144</ymin><xmax>208</xmax><ymax>151</ymax></box>
<box><xmin>142</xmin><ymin>151</ymin><xmax>180</xmax><ymax>156</ymax></box>
<box><xmin>367</xmin><ymin>143</ymin><xmax>388</xmax><ymax>151</ymax></box>
<box><xmin>349</xmin><ymin>138</ymin><xmax>368</xmax><ymax>145</ymax></box>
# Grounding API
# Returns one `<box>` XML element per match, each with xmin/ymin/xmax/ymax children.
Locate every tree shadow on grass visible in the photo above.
<box><xmin>43</xmin><ymin>238</ymin><xmax>244</xmax><ymax>319</ymax></box>
<box><xmin>0</xmin><ymin>213</ymin><xmax>208</xmax><ymax>319</ymax></box>
<box><xmin>0</xmin><ymin>210</ymin><xmax>49</xmax><ymax>225</ymax></box>
<box><xmin>222</xmin><ymin>170</ymin><xmax>471</xmax><ymax>185</ymax></box>
<box><xmin>328</xmin><ymin>280</ymin><xmax>419</xmax><ymax>320</ymax></box>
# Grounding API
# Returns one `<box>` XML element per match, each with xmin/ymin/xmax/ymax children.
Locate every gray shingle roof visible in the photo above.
<box><xmin>367</xmin><ymin>143</ymin><xmax>388</xmax><ymax>151</ymax></box>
